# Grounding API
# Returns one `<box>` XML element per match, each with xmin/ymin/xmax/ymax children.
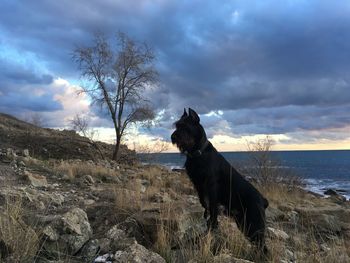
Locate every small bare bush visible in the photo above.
<box><xmin>245</xmin><ymin>136</ymin><xmax>303</xmax><ymax>188</ymax></box>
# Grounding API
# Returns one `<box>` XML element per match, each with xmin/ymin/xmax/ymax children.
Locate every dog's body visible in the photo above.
<box><xmin>171</xmin><ymin>108</ymin><xmax>268</xmax><ymax>253</ymax></box>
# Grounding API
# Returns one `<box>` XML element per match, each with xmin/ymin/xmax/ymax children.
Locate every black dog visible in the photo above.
<box><xmin>171</xmin><ymin>108</ymin><xmax>269</xmax><ymax>253</ymax></box>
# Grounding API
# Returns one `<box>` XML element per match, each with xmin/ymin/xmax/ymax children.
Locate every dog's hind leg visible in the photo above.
<box><xmin>234</xmin><ymin>208</ymin><xmax>268</xmax><ymax>254</ymax></box>
<box><xmin>246</xmin><ymin>207</ymin><xmax>268</xmax><ymax>255</ymax></box>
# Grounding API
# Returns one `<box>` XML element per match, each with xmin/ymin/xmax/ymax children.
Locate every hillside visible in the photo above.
<box><xmin>0</xmin><ymin>113</ymin><xmax>134</xmax><ymax>161</ymax></box>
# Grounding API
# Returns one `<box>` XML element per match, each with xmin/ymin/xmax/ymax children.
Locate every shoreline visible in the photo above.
<box><xmin>151</xmin><ymin>163</ymin><xmax>350</xmax><ymax>201</ymax></box>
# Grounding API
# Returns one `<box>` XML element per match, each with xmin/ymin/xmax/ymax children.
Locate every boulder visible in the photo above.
<box><xmin>114</xmin><ymin>243</ymin><xmax>165</xmax><ymax>263</ymax></box>
<box><xmin>41</xmin><ymin>208</ymin><xmax>92</xmax><ymax>258</ymax></box>
<box><xmin>267</xmin><ymin>227</ymin><xmax>289</xmax><ymax>241</ymax></box>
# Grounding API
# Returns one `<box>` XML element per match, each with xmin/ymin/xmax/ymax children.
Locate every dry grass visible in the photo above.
<box><xmin>151</xmin><ymin>180</ymin><xmax>350</xmax><ymax>263</ymax></box>
<box><xmin>52</xmin><ymin>160</ymin><xmax>118</xmax><ymax>180</ymax></box>
<box><xmin>45</xmin><ymin>159</ymin><xmax>350</xmax><ymax>263</ymax></box>
<box><xmin>0</xmin><ymin>196</ymin><xmax>39</xmax><ymax>262</ymax></box>
<box><xmin>114</xmin><ymin>187</ymin><xmax>143</xmax><ymax>217</ymax></box>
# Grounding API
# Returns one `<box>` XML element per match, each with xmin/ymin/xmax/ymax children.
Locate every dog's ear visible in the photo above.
<box><xmin>181</xmin><ymin>108</ymin><xmax>188</xmax><ymax>118</ymax></box>
<box><xmin>188</xmin><ymin>108</ymin><xmax>200</xmax><ymax>123</ymax></box>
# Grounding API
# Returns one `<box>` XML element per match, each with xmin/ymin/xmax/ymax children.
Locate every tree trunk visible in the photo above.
<box><xmin>113</xmin><ymin>135</ymin><xmax>121</xmax><ymax>161</ymax></box>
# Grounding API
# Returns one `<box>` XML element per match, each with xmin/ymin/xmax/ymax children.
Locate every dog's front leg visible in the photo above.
<box><xmin>198</xmin><ymin>192</ymin><xmax>209</xmax><ymax>220</ymax></box>
<box><xmin>194</xmin><ymin>185</ymin><xmax>209</xmax><ymax>220</ymax></box>
<box><xmin>207</xmin><ymin>185</ymin><xmax>219</xmax><ymax>230</ymax></box>
<box><xmin>203</xmin><ymin>196</ymin><xmax>209</xmax><ymax>220</ymax></box>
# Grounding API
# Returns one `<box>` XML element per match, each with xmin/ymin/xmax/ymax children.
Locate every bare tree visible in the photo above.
<box><xmin>70</xmin><ymin>113</ymin><xmax>104</xmax><ymax>158</ymax></box>
<box><xmin>70</xmin><ymin>114</ymin><xmax>97</xmax><ymax>141</ymax></box>
<box><xmin>73</xmin><ymin>32</ymin><xmax>158</xmax><ymax>160</ymax></box>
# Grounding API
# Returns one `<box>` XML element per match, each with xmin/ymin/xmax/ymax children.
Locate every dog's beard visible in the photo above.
<box><xmin>173</xmin><ymin>137</ymin><xmax>195</xmax><ymax>154</ymax></box>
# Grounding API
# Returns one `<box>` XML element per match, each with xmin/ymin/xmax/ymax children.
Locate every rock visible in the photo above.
<box><xmin>213</xmin><ymin>254</ymin><xmax>255</xmax><ymax>263</ymax></box>
<box><xmin>119</xmin><ymin>217</ymin><xmax>148</xmax><ymax>245</ymax></box>
<box><xmin>42</xmin><ymin>225</ymin><xmax>59</xmax><ymax>241</ymax></box>
<box><xmin>324</xmin><ymin>189</ymin><xmax>338</xmax><ymax>196</ymax></box>
<box><xmin>17</xmin><ymin>160</ymin><xmax>26</xmax><ymax>167</ymax></box>
<box><xmin>23</xmin><ymin>149</ymin><xmax>30</xmax><ymax>157</ymax></box>
<box><xmin>41</xmin><ymin>208</ymin><xmax>92</xmax><ymax>257</ymax></box>
<box><xmin>177</xmin><ymin>210</ymin><xmax>207</xmax><ymax>243</ymax></box>
<box><xmin>101</xmin><ymin>174</ymin><xmax>121</xmax><ymax>184</ymax></box>
<box><xmin>6</xmin><ymin>148</ymin><xmax>16</xmax><ymax>158</ymax></box>
<box><xmin>114</xmin><ymin>243</ymin><xmax>165</xmax><ymax>263</ymax></box>
<box><xmin>83</xmin><ymin>174</ymin><xmax>95</xmax><ymax>185</ymax></box>
<box><xmin>23</xmin><ymin>170</ymin><xmax>48</xmax><ymax>187</ymax></box>
<box><xmin>330</xmin><ymin>194</ymin><xmax>347</xmax><ymax>203</ymax></box>
<box><xmin>62</xmin><ymin>207</ymin><xmax>92</xmax><ymax>235</ymax></box>
<box><xmin>267</xmin><ymin>227</ymin><xmax>289</xmax><ymax>241</ymax></box>
<box><xmin>284</xmin><ymin>248</ymin><xmax>295</xmax><ymax>262</ymax></box>
<box><xmin>320</xmin><ymin>243</ymin><xmax>331</xmax><ymax>252</ymax></box>
<box><xmin>50</xmin><ymin>193</ymin><xmax>65</xmax><ymax>206</ymax></box>
<box><xmin>84</xmin><ymin>199</ymin><xmax>96</xmax><ymax>206</ymax></box>
<box><xmin>78</xmin><ymin>239</ymin><xmax>100</xmax><ymax>261</ymax></box>
<box><xmin>324</xmin><ymin>189</ymin><xmax>347</xmax><ymax>202</ymax></box>
<box><xmin>94</xmin><ymin>253</ymin><xmax>114</xmax><ymax>263</ymax></box>
<box><xmin>106</xmin><ymin>225</ymin><xmax>135</xmax><ymax>251</ymax></box>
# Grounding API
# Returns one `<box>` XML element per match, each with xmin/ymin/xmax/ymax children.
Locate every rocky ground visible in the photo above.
<box><xmin>0</xmin><ymin>147</ymin><xmax>349</xmax><ymax>263</ymax></box>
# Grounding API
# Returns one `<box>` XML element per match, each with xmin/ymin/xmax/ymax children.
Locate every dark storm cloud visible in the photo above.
<box><xmin>0</xmin><ymin>57</ymin><xmax>61</xmax><ymax>115</ymax></box>
<box><xmin>0</xmin><ymin>89</ymin><xmax>62</xmax><ymax>114</ymax></box>
<box><xmin>0</xmin><ymin>0</ymin><xmax>350</xmax><ymax>138</ymax></box>
<box><xmin>0</xmin><ymin>58</ymin><xmax>53</xmax><ymax>87</ymax></box>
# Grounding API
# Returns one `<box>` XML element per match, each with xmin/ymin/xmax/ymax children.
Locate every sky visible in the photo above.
<box><xmin>1</xmin><ymin>0</ymin><xmax>350</xmax><ymax>152</ymax></box>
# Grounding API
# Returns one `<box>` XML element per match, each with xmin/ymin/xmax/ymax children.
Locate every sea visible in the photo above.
<box><xmin>140</xmin><ymin>150</ymin><xmax>350</xmax><ymax>200</ymax></box>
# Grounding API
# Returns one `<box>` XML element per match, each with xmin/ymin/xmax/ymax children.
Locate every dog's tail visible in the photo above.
<box><xmin>263</xmin><ymin>197</ymin><xmax>269</xmax><ymax>209</ymax></box>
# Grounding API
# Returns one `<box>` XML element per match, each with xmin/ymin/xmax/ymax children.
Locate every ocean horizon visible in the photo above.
<box><xmin>140</xmin><ymin>149</ymin><xmax>350</xmax><ymax>199</ymax></box>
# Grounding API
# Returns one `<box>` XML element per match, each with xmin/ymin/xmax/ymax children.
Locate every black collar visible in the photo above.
<box><xmin>184</xmin><ymin>140</ymin><xmax>209</xmax><ymax>158</ymax></box>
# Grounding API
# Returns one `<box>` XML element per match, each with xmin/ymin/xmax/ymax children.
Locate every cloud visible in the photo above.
<box><xmin>1</xmin><ymin>0</ymin><xmax>350</xmax><ymax>148</ymax></box>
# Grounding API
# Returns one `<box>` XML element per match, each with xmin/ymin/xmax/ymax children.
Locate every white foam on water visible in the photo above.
<box><xmin>304</xmin><ymin>178</ymin><xmax>350</xmax><ymax>200</ymax></box>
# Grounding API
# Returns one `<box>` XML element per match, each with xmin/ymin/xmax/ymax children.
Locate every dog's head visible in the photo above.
<box><xmin>171</xmin><ymin>108</ymin><xmax>206</xmax><ymax>153</ymax></box>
